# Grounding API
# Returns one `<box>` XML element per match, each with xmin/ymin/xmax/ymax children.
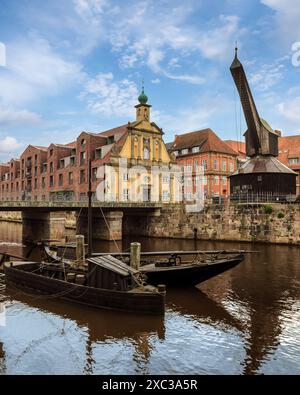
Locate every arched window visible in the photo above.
<box><xmin>144</xmin><ymin>147</ymin><xmax>150</xmax><ymax>160</ymax></box>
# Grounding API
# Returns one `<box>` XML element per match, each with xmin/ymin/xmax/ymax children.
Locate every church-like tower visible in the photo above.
<box><xmin>135</xmin><ymin>85</ymin><xmax>152</xmax><ymax>122</ymax></box>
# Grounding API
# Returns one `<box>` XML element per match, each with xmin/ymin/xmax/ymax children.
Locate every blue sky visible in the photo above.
<box><xmin>1</xmin><ymin>0</ymin><xmax>300</xmax><ymax>161</ymax></box>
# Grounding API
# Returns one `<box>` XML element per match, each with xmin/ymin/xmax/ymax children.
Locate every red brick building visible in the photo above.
<box><xmin>0</xmin><ymin>90</ymin><xmax>174</xmax><ymax>202</ymax></box>
<box><xmin>169</xmin><ymin>129</ymin><xmax>239</xmax><ymax>198</ymax></box>
<box><xmin>278</xmin><ymin>135</ymin><xmax>300</xmax><ymax>196</ymax></box>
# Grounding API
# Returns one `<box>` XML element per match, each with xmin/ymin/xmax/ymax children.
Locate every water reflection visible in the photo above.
<box><xmin>0</xmin><ymin>222</ymin><xmax>300</xmax><ymax>374</ymax></box>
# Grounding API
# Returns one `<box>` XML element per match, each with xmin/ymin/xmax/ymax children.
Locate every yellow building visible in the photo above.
<box><xmin>93</xmin><ymin>87</ymin><xmax>178</xmax><ymax>203</ymax></box>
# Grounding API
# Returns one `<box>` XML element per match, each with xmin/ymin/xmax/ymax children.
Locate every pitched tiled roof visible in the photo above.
<box><xmin>32</xmin><ymin>145</ymin><xmax>48</xmax><ymax>152</ymax></box>
<box><xmin>224</xmin><ymin>140</ymin><xmax>246</xmax><ymax>156</ymax></box>
<box><xmin>98</xmin><ymin>124</ymin><xmax>128</xmax><ymax>137</ymax></box>
<box><xmin>278</xmin><ymin>135</ymin><xmax>300</xmax><ymax>157</ymax></box>
<box><xmin>231</xmin><ymin>156</ymin><xmax>297</xmax><ymax>176</ymax></box>
<box><xmin>172</xmin><ymin>128</ymin><xmax>238</xmax><ymax>156</ymax></box>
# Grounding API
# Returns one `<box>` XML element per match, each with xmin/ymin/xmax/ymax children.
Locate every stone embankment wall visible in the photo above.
<box><xmin>1</xmin><ymin>204</ymin><xmax>300</xmax><ymax>245</ymax></box>
<box><xmin>124</xmin><ymin>203</ymin><xmax>300</xmax><ymax>245</ymax></box>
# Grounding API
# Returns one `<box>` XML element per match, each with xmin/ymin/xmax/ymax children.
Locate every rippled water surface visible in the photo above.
<box><xmin>0</xmin><ymin>221</ymin><xmax>300</xmax><ymax>374</ymax></box>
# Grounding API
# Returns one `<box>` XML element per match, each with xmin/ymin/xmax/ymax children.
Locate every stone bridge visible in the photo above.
<box><xmin>0</xmin><ymin>200</ymin><xmax>163</xmax><ymax>243</ymax></box>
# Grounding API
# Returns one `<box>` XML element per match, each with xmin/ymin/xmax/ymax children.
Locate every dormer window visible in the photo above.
<box><xmin>192</xmin><ymin>146</ymin><xmax>199</xmax><ymax>153</ymax></box>
<box><xmin>107</xmin><ymin>136</ymin><xmax>114</xmax><ymax>144</ymax></box>
<box><xmin>95</xmin><ymin>148</ymin><xmax>102</xmax><ymax>160</ymax></box>
<box><xmin>182</xmin><ymin>149</ymin><xmax>188</xmax><ymax>155</ymax></box>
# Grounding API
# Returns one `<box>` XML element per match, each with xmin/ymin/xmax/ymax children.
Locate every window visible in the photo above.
<box><xmin>80</xmin><ymin>170</ymin><xmax>85</xmax><ymax>184</ymax></box>
<box><xmin>144</xmin><ymin>147</ymin><xmax>150</xmax><ymax>160</ymax></box>
<box><xmin>34</xmin><ymin>178</ymin><xmax>38</xmax><ymax>189</ymax></box>
<box><xmin>288</xmin><ymin>158</ymin><xmax>299</xmax><ymax>165</ymax></box>
<box><xmin>34</xmin><ymin>166</ymin><xmax>38</xmax><ymax>176</ymax></box>
<box><xmin>186</xmin><ymin>177</ymin><xmax>192</xmax><ymax>186</ymax></box>
<box><xmin>80</xmin><ymin>151</ymin><xmax>86</xmax><ymax>166</ymax></box>
<box><xmin>202</xmin><ymin>160</ymin><xmax>207</xmax><ymax>170</ymax></box>
<box><xmin>192</xmin><ymin>146</ymin><xmax>200</xmax><ymax>153</ymax></box>
<box><xmin>68</xmin><ymin>172</ymin><xmax>73</xmax><ymax>185</ymax></box>
<box><xmin>222</xmin><ymin>176</ymin><xmax>227</xmax><ymax>185</ymax></box>
<box><xmin>92</xmin><ymin>168</ymin><xmax>97</xmax><ymax>182</ymax></box>
<box><xmin>50</xmin><ymin>162</ymin><xmax>53</xmax><ymax>173</ymax></box>
<box><xmin>229</xmin><ymin>162</ymin><xmax>234</xmax><ymax>173</ymax></box>
<box><xmin>222</xmin><ymin>160</ymin><xmax>227</xmax><ymax>171</ymax></box>
<box><xmin>34</xmin><ymin>154</ymin><xmax>38</xmax><ymax>164</ymax></box>
<box><xmin>181</xmin><ymin>149</ymin><xmax>188</xmax><ymax>155</ymax></box>
<box><xmin>16</xmin><ymin>182</ymin><xmax>19</xmax><ymax>191</ymax></box>
<box><xmin>107</xmin><ymin>136</ymin><xmax>114</xmax><ymax>144</ymax></box>
<box><xmin>122</xmin><ymin>189</ymin><xmax>129</xmax><ymax>201</ymax></box>
<box><xmin>95</xmin><ymin>148</ymin><xmax>102</xmax><ymax>160</ymax></box>
<box><xmin>49</xmin><ymin>175</ymin><xmax>54</xmax><ymax>187</ymax></box>
<box><xmin>214</xmin><ymin>160</ymin><xmax>219</xmax><ymax>170</ymax></box>
<box><xmin>203</xmin><ymin>176</ymin><xmax>207</xmax><ymax>185</ymax></box>
<box><xmin>81</xmin><ymin>139</ymin><xmax>86</xmax><ymax>148</ymax></box>
<box><xmin>59</xmin><ymin>159</ymin><xmax>65</xmax><ymax>169</ymax></box>
<box><xmin>194</xmin><ymin>160</ymin><xmax>199</xmax><ymax>169</ymax></box>
<box><xmin>195</xmin><ymin>175</ymin><xmax>201</xmax><ymax>185</ymax></box>
<box><xmin>58</xmin><ymin>174</ymin><xmax>63</xmax><ymax>186</ymax></box>
<box><xmin>173</xmin><ymin>151</ymin><xmax>178</xmax><ymax>157</ymax></box>
<box><xmin>163</xmin><ymin>191</ymin><xmax>170</xmax><ymax>201</ymax></box>
<box><xmin>257</xmin><ymin>175</ymin><xmax>262</xmax><ymax>182</ymax></box>
<box><xmin>42</xmin><ymin>164</ymin><xmax>47</xmax><ymax>173</ymax></box>
<box><xmin>185</xmin><ymin>191</ymin><xmax>192</xmax><ymax>200</ymax></box>
<box><xmin>214</xmin><ymin>176</ymin><xmax>219</xmax><ymax>185</ymax></box>
<box><xmin>70</xmin><ymin>157</ymin><xmax>76</xmax><ymax>166</ymax></box>
<box><xmin>50</xmin><ymin>149</ymin><xmax>53</xmax><ymax>156</ymax></box>
<box><xmin>123</xmin><ymin>173</ymin><xmax>129</xmax><ymax>181</ymax></box>
<box><xmin>163</xmin><ymin>175</ymin><xmax>170</xmax><ymax>183</ymax></box>
<box><xmin>186</xmin><ymin>164</ymin><xmax>192</xmax><ymax>173</ymax></box>
<box><xmin>42</xmin><ymin>177</ymin><xmax>45</xmax><ymax>189</ymax></box>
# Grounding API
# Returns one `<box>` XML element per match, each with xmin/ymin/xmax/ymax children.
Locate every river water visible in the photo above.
<box><xmin>0</xmin><ymin>221</ymin><xmax>300</xmax><ymax>375</ymax></box>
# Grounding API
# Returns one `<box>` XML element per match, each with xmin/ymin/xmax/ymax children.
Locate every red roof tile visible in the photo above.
<box><xmin>172</xmin><ymin>129</ymin><xmax>238</xmax><ymax>156</ymax></box>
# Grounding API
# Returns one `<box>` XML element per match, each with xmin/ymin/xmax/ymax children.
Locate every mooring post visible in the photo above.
<box><xmin>76</xmin><ymin>234</ymin><xmax>85</xmax><ymax>269</ymax></box>
<box><xmin>130</xmin><ymin>242</ymin><xmax>141</xmax><ymax>270</ymax></box>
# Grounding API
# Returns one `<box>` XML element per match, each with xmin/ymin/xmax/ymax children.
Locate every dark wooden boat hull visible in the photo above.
<box><xmin>140</xmin><ymin>255</ymin><xmax>244</xmax><ymax>286</ymax></box>
<box><xmin>3</xmin><ymin>262</ymin><xmax>165</xmax><ymax>315</ymax></box>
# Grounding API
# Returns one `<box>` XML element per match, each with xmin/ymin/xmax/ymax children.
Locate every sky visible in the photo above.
<box><xmin>1</xmin><ymin>0</ymin><xmax>300</xmax><ymax>161</ymax></box>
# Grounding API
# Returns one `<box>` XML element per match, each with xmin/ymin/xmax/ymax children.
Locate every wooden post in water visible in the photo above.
<box><xmin>87</xmin><ymin>158</ymin><xmax>93</xmax><ymax>258</ymax></box>
<box><xmin>130</xmin><ymin>242</ymin><xmax>141</xmax><ymax>270</ymax></box>
<box><xmin>76</xmin><ymin>234</ymin><xmax>85</xmax><ymax>269</ymax></box>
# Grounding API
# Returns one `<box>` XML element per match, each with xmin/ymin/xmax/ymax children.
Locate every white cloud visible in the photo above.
<box><xmin>0</xmin><ymin>35</ymin><xmax>83</xmax><ymax>106</ymax></box>
<box><xmin>0</xmin><ymin>136</ymin><xmax>22</xmax><ymax>153</ymax></box>
<box><xmin>249</xmin><ymin>61</ymin><xmax>285</xmax><ymax>91</ymax></box>
<box><xmin>0</xmin><ymin>108</ymin><xmax>41</xmax><ymax>125</ymax></box>
<box><xmin>81</xmin><ymin>72</ymin><xmax>138</xmax><ymax>117</ymax></box>
<box><xmin>151</xmin><ymin>78</ymin><xmax>161</xmax><ymax>84</ymax></box>
<box><xmin>110</xmin><ymin>3</ymin><xmax>241</xmax><ymax>83</ymax></box>
<box><xmin>261</xmin><ymin>0</ymin><xmax>300</xmax><ymax>42</ymax></box>
<box><xmin>278</xmin><ymin>96</ymin><xmax>300</xmax><ymax>123</ymax></box>
<box><xmin>152</xmin><ymin>95</ymin><xmax>227</xmax><ymax>135</ymax></box>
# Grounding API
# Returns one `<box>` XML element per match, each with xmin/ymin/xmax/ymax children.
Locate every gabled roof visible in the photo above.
<box><xmin>172</xmin><ymin>128</ymin><xmax>238</xmax><ymax>156</ymax></box>
<box><xmin>31</xmin><ymin>145</ymin><xmax>48</xmax><ymax>152</ymax></box>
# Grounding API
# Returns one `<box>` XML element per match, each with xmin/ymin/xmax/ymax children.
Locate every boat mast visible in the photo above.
<box><xmin>87</xmin><ymin>158</ymin><xmax>93</xmax><ymax>258</ymax></box>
